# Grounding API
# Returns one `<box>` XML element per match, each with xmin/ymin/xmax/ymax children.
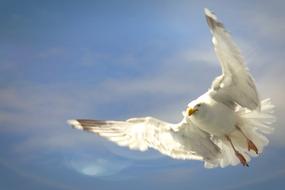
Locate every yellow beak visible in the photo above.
<box><xmin>188</xmin><ymin>108</ymin><xmax>198</xmax><ymax>116</ymax></box>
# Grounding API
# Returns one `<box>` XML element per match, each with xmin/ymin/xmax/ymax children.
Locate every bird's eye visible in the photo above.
<box><xmin>197</xmin><ymin>103</ymin><xmax>201</xmax><ymax>107</ymax></box>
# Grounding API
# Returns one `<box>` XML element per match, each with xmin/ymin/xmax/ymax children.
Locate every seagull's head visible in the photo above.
<box><xmin>186</xmin><ymin>102</ymin><xmax>205</xmax><ymax>118</ymax></box>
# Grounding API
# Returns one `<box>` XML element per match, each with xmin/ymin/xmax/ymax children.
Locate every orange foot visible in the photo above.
<box><xmin>235</xmin><ymin>151</ymin><xmax>249</xmax><ymax>167</ymax></box>
<box><xmin>247</xmin><ymin>139</ymin><xmax>258</xmax><ymax>154</ymax></box>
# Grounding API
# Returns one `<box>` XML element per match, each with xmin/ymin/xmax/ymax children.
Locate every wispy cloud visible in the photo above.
<box><xmin>67</xmin><ymin>156</ymin><xmax>131</xmax><ymax>177</ymax></box>
<box><xmin>168</xmin><ymin>47</ymin><xmax>217</xmax><ymax>66</ymax></box>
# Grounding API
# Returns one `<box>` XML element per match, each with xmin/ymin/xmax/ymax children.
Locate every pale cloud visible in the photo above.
<box><xmin>0</xmin><ymin>85</ymin><xmax>87</xmax><ymax>132</ymax></box>
<box><xmin>79</xmin><ymin>48</ymin><xmax>140</xmax><ymax>69</ymax></box>
<box><xmin>12</xmin><ymin>132</ymin><xmax>104</xmax><ymax>154</ymax></box>
<box><xmin>170</xmin><ymin>48</ymin><xmax>217</xmax><ymax>66</ymax></box>
<box><xmin>67</xmin><ymin>156</ymin><xmax>131</xmax><ymax>177</ymax></box>
<box><xmin>0</xmin><ymin>84</ymin><xmax>105</xmax><ymax>157</ymax></box>
<box><xmin>101</xmin><ymin>76</ymin><xmax>195</xmax><ymax>98</ymax></box>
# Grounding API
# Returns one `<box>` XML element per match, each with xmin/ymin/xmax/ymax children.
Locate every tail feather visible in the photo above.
<box><xmin>207</xmin><ymin>99</ymin><xmax>275</xmax><ymax>168</ymax></box>
<box><xmin>235</xmin><ymin>99</ymin><xmax>274</xmax><ymax>157</ymax></box>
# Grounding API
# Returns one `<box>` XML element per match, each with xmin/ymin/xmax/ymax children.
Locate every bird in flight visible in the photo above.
<box><xmin>68</xmin><ymin>8</ymin><xmax>275</xmax><ymax>168</ymax></box>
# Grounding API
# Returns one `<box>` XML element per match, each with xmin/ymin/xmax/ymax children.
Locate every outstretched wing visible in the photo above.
<box><xmin>67</xmin><ymin>117</ymin><xmax>221</xmax><ymax>162</ymax></box>
<box><xmin>204</xmin><ymin>8</ymin><xmax>260</xmax><ymax>110</ymax></box>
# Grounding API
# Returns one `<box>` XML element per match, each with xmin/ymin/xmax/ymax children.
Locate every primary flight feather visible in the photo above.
<box><xmin>68</xmin><ymin>8</ymin><xmax>275</xmax><ymax>168</ymax></box>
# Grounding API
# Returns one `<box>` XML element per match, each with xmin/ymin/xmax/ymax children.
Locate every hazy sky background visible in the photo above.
<box><xmin>1</xmin><ymin>0</ymin><xmax>285</xmax><ymax>189</ymax></box>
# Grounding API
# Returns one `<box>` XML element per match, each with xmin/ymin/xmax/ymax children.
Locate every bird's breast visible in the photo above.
<box><xmin>191</xmin><ymin>101</ymin><xmax>237</xmax><ymax>136</ymax></box>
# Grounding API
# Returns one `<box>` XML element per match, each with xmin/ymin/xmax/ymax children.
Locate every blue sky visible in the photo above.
<box><xmin>1</xmin><ymin>0</ymin><xmax>285</xmax><ymax>189</ymax></box>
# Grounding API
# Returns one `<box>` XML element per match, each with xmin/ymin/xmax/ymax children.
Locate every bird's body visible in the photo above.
<box><xmin>68</xmin><ymin>8</ymin><xmax>275</xmax><ymax>168</ymax></box>
<box><xmin>188</xmin><ymin>93</ymin><xmax>237</xmax><ymax>137</ymax></box>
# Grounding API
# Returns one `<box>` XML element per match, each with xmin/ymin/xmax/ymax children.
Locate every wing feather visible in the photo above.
<box><xmin>68</xmin><ymin>117</ymin><xmax>221</xmax><ymax>162</ymax></box>
<box><xmin>204</xmin><ymin>8</ymin><xmax>260</xmax><ymax>110</ymax></box>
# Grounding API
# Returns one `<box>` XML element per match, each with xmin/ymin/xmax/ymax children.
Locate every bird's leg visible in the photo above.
<box><xmin>225</xmin><ymin>135</ymin><xmax>249</xmax><ymax>167</ymax></box>
<box><xmin>235</xmin><ymin>125</ymin><xmax>258</xmax><ymax>154</ymax></box>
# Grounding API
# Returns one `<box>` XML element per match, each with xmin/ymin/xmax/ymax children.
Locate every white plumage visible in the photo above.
<box><xmin>68</xmin><ymin>8</ymin><xmax>275</xmax><ymax>168</ymax></box>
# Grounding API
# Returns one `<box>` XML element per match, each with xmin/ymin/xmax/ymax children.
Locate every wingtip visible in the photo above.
<box><xmin>204</xmin><ymin>8</ymin><xmax>218</xmax><ymax>20</ymax></box>
<box><xmin>204</xmin><ymin>8</ymin><xmax>211</xmax><ymax>15</ymax></box>
<box><xmin>67</xmin><ymin>119</ymin><xmax>83</xmax><ymax>130</ymax></box>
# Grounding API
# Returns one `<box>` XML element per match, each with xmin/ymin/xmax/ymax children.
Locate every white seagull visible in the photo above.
<box><xmin>68</xmin><ymin>8</ymin><xmax>275</xmax><ymax>168</ymax></box>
